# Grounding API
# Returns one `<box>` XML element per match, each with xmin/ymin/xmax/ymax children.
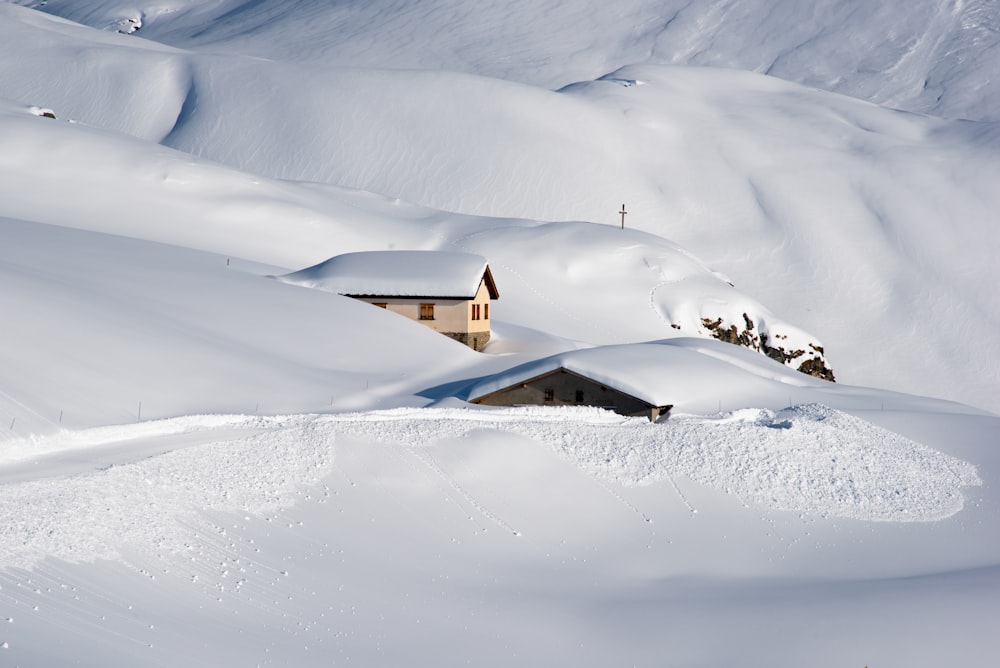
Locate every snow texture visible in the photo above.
<box><xmin>0</xmin><ymin>405</ymin><xmax>980</xmax><ymax>572</ymax></box>
<box><xmin>0</xmin><ymin>0</ymin><xmax>999</xmax><ymax>665</ymax></box>
<box><xmin>2</xmin><ymin>4</ymin><xmax>996</xmax><ymax>410</ymax></box>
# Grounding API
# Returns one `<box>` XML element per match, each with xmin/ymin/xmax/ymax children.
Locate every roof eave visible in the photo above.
<box><xmin>345</xmin><ymin>293</ymin><xmax>477</xmax><ymax>300</ymax></box>
<box><xmin>483</xmin><ymin>265</ymin><xmax>500</xmax><ymax>300</ymax></box>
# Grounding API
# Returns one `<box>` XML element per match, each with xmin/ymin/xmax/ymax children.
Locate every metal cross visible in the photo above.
<box><xmin>619</xmin><ymin>203</ymin><xmax>627</xmax><ymax>229</ymax></box>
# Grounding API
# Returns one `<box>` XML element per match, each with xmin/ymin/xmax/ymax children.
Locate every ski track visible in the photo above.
<box><xmin>0</xmin><ymin>404</ymin><xmax>981</xmax><ymax>570</ymax></box>
<box><xmin>399</xmin><ymin>442</ymin><xmax>523</xmax><ymax>536</ymax></box>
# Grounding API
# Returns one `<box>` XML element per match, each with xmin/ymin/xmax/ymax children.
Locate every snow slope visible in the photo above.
<box><xmin>0</xmin><ymin>96</ymin><xmax>833</xmax><ymax>379</ymax></box>
<box><xmin>0</xmin><ymin>402</ymin><xmax>996</xmax><ymax>666</ymax></box>
<box><xmin>2</xmin><ymin>3</ymin><xmax>996</xmax><ymax>410</ymax></box>
<box><xmin>0</xmin><ymin>205</ymin><xmax>995</xmax><ymax>665</ymax></box>
<box><xmin>1</xmin><ymin>404</ymin><xmax>982</xmax><ymax>571</ymax></box>
<box><xmin>0</xmin><ymin>216</ymin><xmax>493</xmax><ymax>434</ymax></box>
<box><xmin>0</xmin><ymin>3</ymin><xmax>188</xmax><ymax>141</ymax></box>
<box><xmin>19</xmin><ymin>0</ymin><xmax>1000</xmax><ymax>121</ymax></box>
<box><xmin>0</xmin><ymin>1</ymin><xmax>998</xmax><ymax>666</ymax></box>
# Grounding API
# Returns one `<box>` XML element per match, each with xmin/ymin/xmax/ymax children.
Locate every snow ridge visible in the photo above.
<box><xmin>1</xmin><ymin>405</ymin><xmax>976</xmax><ymax>570</ymax></box>
<box><xmin>325</xmin><ymin>405</ymin><xmax>981</xmax><ymax>522</ymax></box>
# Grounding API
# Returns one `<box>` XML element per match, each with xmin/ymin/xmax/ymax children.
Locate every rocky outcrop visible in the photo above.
<box><xmin>700</xmin><ymin>314</ymin><xmax>835</xmax><ymax>381</ymax></box>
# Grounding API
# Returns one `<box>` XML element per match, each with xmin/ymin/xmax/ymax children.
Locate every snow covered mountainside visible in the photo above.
<box><xmin>0</xmin><ymin>1</ymin><xmax>998</xmax><ymax>666</ymax></box>
<box><xmin>17</xmin><ymin>0</ymin><xmax>1000</xmax><ymax>121</ymax></box>
<box><xmin>2</xmin><ymin>1</ymin><xmax>998</xmax><ymax>411</ymax></box>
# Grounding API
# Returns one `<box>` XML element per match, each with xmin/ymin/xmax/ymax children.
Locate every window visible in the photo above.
<box><xmin>484</xmin><ymin>303</ymin><xmax>489</xmax><ymax>320</ymax></box>
<box><xmin>420</xmin><ymin>303</ymin><xmax>435</xmax><ymax>320</ymax></box>
<box><xmin>575</xmin><ymin>390</ymin><xmax>584</xmax><ymax>403</ymax></box>
<box><xmin>544</xmin><ymin>388</ymin><xmax>554</xmax><ymax>402</ymax></box>
<box><xmin>471</xmin><ymin>303</ymin><xmax>481</xmax><ymax>320</ymax></box>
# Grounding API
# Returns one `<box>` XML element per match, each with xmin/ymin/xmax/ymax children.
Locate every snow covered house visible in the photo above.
<box><xmin>466</xmin><ymin>344</ymin><xmax>675</xmax><ymax>421</ymax></box>
<box><xmin>279</xmin><ymin>251</ymin><xmax>499</xmax><ymax>351</ymax></box>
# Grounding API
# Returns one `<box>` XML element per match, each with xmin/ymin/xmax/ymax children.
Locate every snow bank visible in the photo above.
<box><xmin>0</xmin><ymin>414</ymin><xmax>251</xmax><ymax>466</ymax></box>
<box><xmin>0</xmin><ymin>415</ymin><xmax>329</xmax><ymax>570</ymax></box>
<box><xmin>323</xmin><ymin>404</ymin><xmax>981</xmax><ymax>523</ymax></box>
<box><xmin>0</xmin><ymin>405</ymin><xmax>979</xmax><ymax>570</ymax></box>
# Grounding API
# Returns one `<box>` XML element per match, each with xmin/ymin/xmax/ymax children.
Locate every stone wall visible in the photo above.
<box><xmin>445</xmin><ymin>331</ymin><xmax>491</xmax><ymax>351</ymax></box>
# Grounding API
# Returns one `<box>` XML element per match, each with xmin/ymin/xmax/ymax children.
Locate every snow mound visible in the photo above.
<box><xmin>0</xmin><ymin>415</ymin><xmax>329</xmax><ymax>570</ymax></box>
<box><xmin>0</xmin><ymin>405</ymin><xmax>979</xmax><ymax>570</ymax></box>
<box><xmin>463</xmin><ymin>340</ymin><xmax>829</xmax><ymax>410</ymax></box>
<box><xmin>324</xmin><ymin>405</ymin><xmax>981</xmax><ymax>523</ymax></box>
<box><xmin>0</xmin><ymin>414</ymin><xmax>250</xmax><ymax>466</ymax></box>
<box><xmin>448</xmin><ymin>222</ymin><xmax>832</xmax><ymax>376</ymax></box>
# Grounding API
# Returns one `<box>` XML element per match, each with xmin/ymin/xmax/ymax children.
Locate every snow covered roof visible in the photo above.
<box><xmin>465</xmin><ymin>338</ymin><xmax>839</xmax><ymax>410</ymax></box>
<box><xmin>467</xmin><ymin>343</ymin><xmax>685</xmax><ymax>407</ymax></box>
<box><xmin>278</xmin><ymin>251</ymin><xmax>499</xmax><ymax>299</ymax></box>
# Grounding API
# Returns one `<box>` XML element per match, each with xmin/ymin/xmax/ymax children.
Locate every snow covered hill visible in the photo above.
<box><xmin>2</xmin><ymin>4</ymin><xmax>998</xmax><ymax>410</ymax></box>
<box><xmin>0</xmin><ymin>1</ymin><xmax>998</xmax><ymax>665</ymax></box>
<box><xmin>5</xmin><ymin>0</ymin><xmax>1000</xmax><ymax>411</ymax></box>
<box><xmin>17</xmin><ymin>0</ymin><xmax>1000</xmax><ymax>121</ymax></box>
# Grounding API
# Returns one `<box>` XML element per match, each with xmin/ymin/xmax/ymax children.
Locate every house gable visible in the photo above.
<box><xmin>471</xmin><ymin>367</ymin><xmax>671</xmax><ymax>421</ymax></box>
<box><xmin>278</xmin><ymin>250</ymin><xmax>498</xmax><ymax>351</ymax></box>
<box><xmin>480</xmin><ymin>265</ymin><xmax>500</xmax><ymax>300</ymax></box>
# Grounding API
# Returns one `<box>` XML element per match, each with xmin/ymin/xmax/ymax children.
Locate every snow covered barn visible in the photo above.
<box><xmin>466</xmin><ymin>345</ymin><xmax>674</xmax><ymax>421</ymax></box>
<box><xmin>279</xmin><ymin>251</ymin><xmax>499</xmax><ymax>351</ymax></box>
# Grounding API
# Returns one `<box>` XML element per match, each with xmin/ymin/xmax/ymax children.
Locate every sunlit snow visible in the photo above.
<box><xmin>0</xmin><ymin>1</ymin><xmax>998</xmax><ymax>666</ymax></box>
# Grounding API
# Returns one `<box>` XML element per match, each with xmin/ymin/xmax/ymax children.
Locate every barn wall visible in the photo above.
<box><xmin>474</xmin><ymin>369</ymin><xmax>657</xmax><ymax>417</ymax></box>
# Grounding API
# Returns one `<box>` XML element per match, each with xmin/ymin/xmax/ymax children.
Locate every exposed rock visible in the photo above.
<box><xmin>701</xmin><ymin>313</ymin><xmax>836</xmax><ymax>382</ymax></box>
<box><xmin>28</xmin><ymin>106</ymin><xmax>56</xmax><ymax>119</ymax></box>
<box><xmin>798</xmin><ymin>357</ymin><xmax>836</xmax><ymax>382</ymax></box>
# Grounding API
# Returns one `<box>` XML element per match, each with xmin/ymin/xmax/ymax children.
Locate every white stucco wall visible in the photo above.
<box><xmin>356</xmin><ymin>279</ymin><xmax>493</xmax><ymax>336</ymax></box>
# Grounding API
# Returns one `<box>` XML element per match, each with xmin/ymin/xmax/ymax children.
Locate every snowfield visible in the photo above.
<box><xmin>0</xmin><ymin>0</ymin><xmax>999</xmax><ymax>665</ymax></box>
<box><xmin>2</xmin><ymin>4</ymin><xmax>998</xmax><ymax>411</ymax></box>
<box><xmin>0</xmin><ymin>402</ymin><xmax>996</xmax><ymax>666</ymax></box>
<box><xmin>3</xmin><ymin>405</ymin><xmax>979</xmax><ymax>572</ymax></box>
<box><xmin>18</xmin><ymin>0</ymin><xmax>1000</xmax><ymax>121</ymax></box>
<box><xmin>324</xmin><ymin>403</ymin><xmax>982</xmax><ymax>522</ymax></box>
